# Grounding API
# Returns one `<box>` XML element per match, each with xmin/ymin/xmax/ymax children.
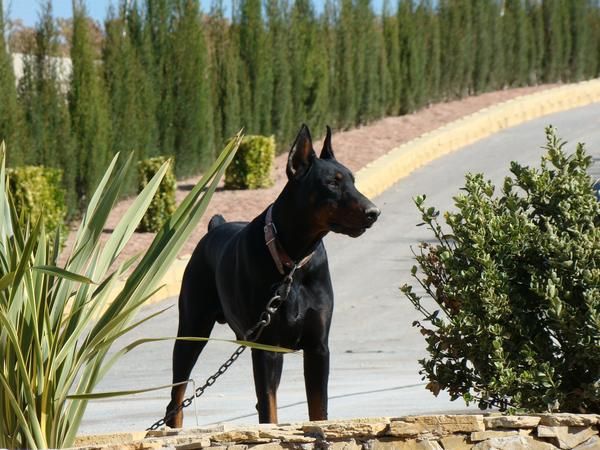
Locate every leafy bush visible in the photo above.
<box><xmin>224</xmin><ymin>135</ymin><xmax>275</xmax><ymax>189</ymax></box>
<box><xmin>8</xmin><ymin>165</ymin><xmax>66</xmax><ymax>234</ymax></box>
<box><xmin>137</xmin><ymin>156</ymin><xmax>177</xmax><ymax>232</ymax></box>
<box><xmin>0</xmin><ymin>135</ymin><xmax>241</xmax><ymax>449</ymax></box>
<box><xmin>401</xmin><ymin>127</ymin><xmax>600</xmax><ymax>413</ymax></box>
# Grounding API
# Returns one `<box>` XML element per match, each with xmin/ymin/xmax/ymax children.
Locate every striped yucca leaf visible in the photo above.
<box><xmin>0</xmin><ymin>134</ymin><xmax>250</xmax><ymax>449</ymax></box>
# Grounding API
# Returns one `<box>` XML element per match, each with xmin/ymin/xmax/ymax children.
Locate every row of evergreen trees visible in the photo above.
<box><xmin>1</xmin><ymin>0</ymin><xmax>600</xmax><ymax>215</ymax></box>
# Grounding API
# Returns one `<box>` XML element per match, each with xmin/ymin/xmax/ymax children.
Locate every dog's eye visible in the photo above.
<box><xmin>328</xmin><ymin>180</ymin><xmax>339</xmax><ymax>190</ymax></box>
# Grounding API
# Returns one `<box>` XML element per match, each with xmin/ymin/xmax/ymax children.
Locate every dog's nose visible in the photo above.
<box><xmin>365</xmin><ymin>206</ymin><xmax>381</xmax><ymax>223</ymax></box>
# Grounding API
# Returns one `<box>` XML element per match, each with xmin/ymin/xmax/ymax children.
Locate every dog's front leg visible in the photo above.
<box><xmin>303</xmin><ymin>346</ymin><xmax>330</xmax><ymax>421</ymax></box>
<box><xmin>251</xmin><ymin>349</ymin><xmax>284</xmax><ymax>423</ymax></box>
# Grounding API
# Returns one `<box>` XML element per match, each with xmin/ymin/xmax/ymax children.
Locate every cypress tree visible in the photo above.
<box><xmin>334</xmin><ymin>0</ymin><xmax>357</xmax><ymax>129</ymax></box>
<box><xmin>323</xmin><ymin>0</ymin><xmax>338</xmax><ymax>122</ymax></box>
<box><xmin>103</xmin><ymin>2</ymin><xmax>157</xmax><ymax>193</ymax></box>
<box><xmin>559</xmin><ymin>0</ymin><xmax>572</xmax><ymax>80</ymax></box>
<box><xmin>146</xmin><ymin>0</ymin><xmax>176</xmax><ymax>158</ymax></box>
<box><xmin>441</xmin><ymin>0</ymin><xmax>474</xmax><ymax>97</ymax></box>
<box><xmin>126</xmin><ymin>0</ymin><xmax>159</xmax><ymax>156</ymax></box>
<box><xmin>504</xmin><ymin>0</ymin><xmax>530</xmax><ymax>86</ymax></box>
<box><xmin>355</xmin><ymin>0</ymin><xmax>380</xmax><ymax>123</ymax></box>
<box><xmin>423</xmin><ymin>0</ymin><xmax>441</xmax><ymax>103</ymax></box>
<box><xmin>307</xmin><ymin>15</ymin><xmax>332</xmax><ymax>131</ymax></box>
<box><xmin>237</xmin><ymin>0</ymin><xmax>268</xmax><ymax>134</ymax></box>
<box><xmin>18</xmin><ymin>1</ymin><xmax>76</xmax><ymax>213</ymax></box>
<box><xmin>0</xmin><ymin>0</ymin><xmax>24</xmax><ymax>165</ymax></box>
<box><xmin>471</xmin><ymin>0</ymin><xmax>494</xmax><ymax>93</ymax></box>
<box><xmin>266</xmin><ymin>0</ymin><xmax>293</xmax><ymax>148</ymax></box>
<box><xmin>376</xmin><ymin>10</ymin><xmax>393</xmax><ymax>118</ymax></box>
<box><xmin>567</xmin><ymin>0</ymin><xmax>589</xmax><ymax>81</ymax></box>
<box><xmin>460</xmin><ymin>0</ymin><xmax>475</xmax><ymax>95</ymax></box>
<box><xmin>489</xmin><ymin>0</ymin><xmax>506</xmax><ymax>90</ymax></box>
<box><xmin>526</xmin><ymin>0</ymin><xmax>545</xmax><ymax>84</ymax></box>
<box><xmin>412</xmin><ymin>2</ymin><xmax>429</xmax><ymax>109</ymax></box>
<box><xmin>588</xmin><ymin>1</ymin><xmax>600</xmax><ymax>77</ymax></box>
<box><xmin>439</xmin><ymin>0</ymin><xmax>457</xmax><ymax>97</ymax></box>
<box><xmin>170</xmin><ymin>0</ymin><xmax>214</xmax><ymax>174</ymax></box>
<box><xmin>382</xmin><ymin>0</ymin><xmax>401</xmax><ymax>115</ymax></box>
<box><xmin>233</xmin><ymin>19</ymin><xmax>253</xmax><ymax>135</ymax></box>
<box><xmin>69</xmin><ymin>0</ymin><xmax>111</xmax><ymax>206</ymax></box>
<box><xmin>287</xmin><ymin>0</ymin><xmax>331</xmax><ymax>132</ymax></box>
<box><xmin>397</xmin><ymin>0</ymin><xmax>415</xmax><ymax>112</ymax></box>
<box><xmin>289</xmin><ymin>0</ymin><xmax>313</xmax><ymax>128</ymax></box>
<box><xmin>257</xmin><ymin>11</ymin><xmax>273</xmax><ymax>136</ymax></box>
<box><xmin>398</xmin><ymin>0</ymin><xmax>428</xmax><ymax>112</ymax></box>
<box><xmin>542</xmin><ymin>0</ymin><xmax>565</xmax><ymax>82</ymax></box>
<box><xmin>209</xmin><ymin>0</ymin><xmax>241</xmax><ymax>150</ymax></box>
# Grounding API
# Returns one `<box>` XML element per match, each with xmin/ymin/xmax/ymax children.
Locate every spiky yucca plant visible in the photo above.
<box><xmin>0</xmin><ymin>135</ymin><xmax>241</xmax><ymax>449</ymax></box>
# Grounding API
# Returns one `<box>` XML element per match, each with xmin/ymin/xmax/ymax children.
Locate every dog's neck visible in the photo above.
<box><xmin>270</xmin><ymin>185</ymin><xmax>328</xmax><ymax>263</ymax></box>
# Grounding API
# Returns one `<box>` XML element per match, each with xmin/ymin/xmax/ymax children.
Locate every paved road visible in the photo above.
<box><xmin>79</xmin><ymin>102</ymin><xmax>600</xmax><ymax>435</ymax></box>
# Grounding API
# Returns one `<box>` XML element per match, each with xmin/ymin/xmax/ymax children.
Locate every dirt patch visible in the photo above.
<box><xmin>61</xmin><ymin>84</ymin><xmax>557</xmax><ymax>267</ymax></box>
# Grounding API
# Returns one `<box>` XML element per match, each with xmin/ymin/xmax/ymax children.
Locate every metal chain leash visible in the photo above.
<box><xmin>146</xmin><ymin>266</ymin><xmax>298</xmax><ymax>431</ymax></box>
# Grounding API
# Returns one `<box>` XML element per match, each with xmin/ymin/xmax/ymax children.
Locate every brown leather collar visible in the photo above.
<box><xmin>264</xmin><ymin>204</ymin><xmax>314</xmax><ymax>275</ymax></box>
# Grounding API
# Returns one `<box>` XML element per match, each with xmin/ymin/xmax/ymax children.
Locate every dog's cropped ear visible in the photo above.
<box><xmin>320</xmin><ymin>125</ymin><xmax>335</xmax><ymax>160</ymax></box>
<box><xmin>287</xmin><ymin>124</ymin><xmax>316</xmax><ymax>180</ymax></box>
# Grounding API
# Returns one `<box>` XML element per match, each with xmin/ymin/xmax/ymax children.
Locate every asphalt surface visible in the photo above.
<box><xmin>79</xmin><ymin>102</ymin><xmax>600</xmax><ymax>435</ymax></box>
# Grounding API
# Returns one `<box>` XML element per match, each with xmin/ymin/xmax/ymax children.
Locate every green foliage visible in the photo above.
<box><xmin>266</xmin><ymin>0</ymin><xmax>294</xmax><ymax>152</ymax></box>
<box><xmin>238</xmin><ymin>0</ymin><xmax>270</xmax><ymax>135</ymax></box>
<box><xmin>3</xmin><ymin>0</ymin><xmax>600</xmax><ymax>217</ymax></box>
<box><xmin>17</xmin><ymin>1</ymin><xmax>77</xmax><ymax>214</ymax></box>
<box><xmin>103</xmin><ymin>2</ymin><xmax>158</xmax><ymax>194</ymax></box>
<box><xmin>471</xmin><ymin>0</ymin><xmax>494</xmax><ymax>93</ymax></box>
<box><xmin>422</xmin><ymin>0</ymin><xmax>441</xmax><ymax>102</ymax></box>
<box><xmin>527</xmin><ymin>0</ymin><xmax>546</xmax><ymax>84</ymax></box>
<box><xmin>402</xmin><ymin>127</ymin><xmax>600</xmax><ymax>413</ymax></box>
<box><xmin>146</xmin><ymin>0</ymin><xmax>176</xmax><ymax>160</ymax></box>
<box><xmin>504</xmin><ymin>0</ymin><xmax>530</xmax><ymax>87</ymax></box>
<box><xmin>171</xmin><ymin>0</ymin><xmax>214</xmax><ymax>175</ymax></box>
<box><xmin>398</xmin><ymin>0</ymin><xmax>426</xmax><ymax>113</ymax></box>
<box><xmin>69</xmin><ymin>0</ymin><xmax>111</xmax><ymax>208</ymax></box>
<box><xmin>137</xmin><ymin>156</ymin><xmax>177</xmax><ymax>233</ymax></box>
<box><xmin>333</xmin><ymin>0</ymin><xmax>357</xmax><ymax>129</ymax></box>
<box><xmin>439</xmin><ymin>0</ymin><xmax>474</xmax><ymax>98</ymax></box>
<box><xmin>355</xmin><ymin>0</ymin><xmax>380</xmax><ymax>122</ymax></box>
<box><xmin>0</xmin><ymin>0</ymin><xmax>24</xmax><ymax>166</ymax></box>
<box><xmin>225</xmin><ymin>135</ymin><xmax>275</xmax><ymax>190</ymax></box>
<box><xmin>543</xmin><ymin>0</ymin><xmax>566</xmax><ymax>82</ymax></box>
<box><xmin>7</xmin><ymin>165</ymin><xmax>66</xmax><ymax>236</ymax></box>
<box><xmin>209</xmin><ymin>1</ymin><xmax>242</xmax><ymax>151</ymax></box>
<box><xmin>382</xmin><ymin>1</ymin><xmax>401</xmax><ymax>115</ymax></box>
<box><xmin>0</xmin><ymin>135</ymin><xmax>242</xmax><ymax>449</ymax></box>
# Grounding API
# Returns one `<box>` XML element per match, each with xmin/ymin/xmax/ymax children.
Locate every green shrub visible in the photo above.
<box><xmin>224</xmin><ymin>135</ymin><xmax>275</xmax><ymax>189</ymax></box>
<box><xmin>8</xmin><ymin>165</ymin><xmax>66</xmax><ymax>235</ymax></box>
<box><xmin>402</xmin><ymin>127</ymin><xmax>600</xmax><ymax>413</ymax></box>
<box><xmin>137</xmin><ymin>156</ymin><xmax>177</xmax><ymax>232</ymax></box>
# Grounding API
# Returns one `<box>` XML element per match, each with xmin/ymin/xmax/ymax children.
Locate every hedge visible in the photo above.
<box><xmin>8</xmin><ymin>165</ymin><xmax>66</xmax><ymax>235</ymax></box>
<box><xmin>224</xmin><ymin>135</ymin><xmax>275</xmax><ymax>190</ymax></box>
<box><xmin>137</xmin><ymin>156</ymin><xmax>176</xmax><ymax>232</ymax></box>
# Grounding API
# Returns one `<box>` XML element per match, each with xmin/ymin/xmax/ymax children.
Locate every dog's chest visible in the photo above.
<box><xmin>266</xmin><ymin>284</ymin><xmax>315</xmax><ymax>349</ymax></box>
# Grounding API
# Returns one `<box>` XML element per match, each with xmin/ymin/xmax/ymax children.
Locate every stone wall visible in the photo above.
<box><xmin>71</xmin><ymin>414</ymin><xmax>600</xmax><ymax>450</ymax></box>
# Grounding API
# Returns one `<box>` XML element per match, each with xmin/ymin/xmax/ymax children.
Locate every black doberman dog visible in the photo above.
<box><xmin>166</xmin><ymin>124</ymin><xmax>380</xmax><ymax>427</ymax></box>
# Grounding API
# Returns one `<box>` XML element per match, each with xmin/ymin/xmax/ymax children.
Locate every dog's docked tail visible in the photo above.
<box><xmin>208</xmin><ymin>214</ymin><xmax>226</xmax><ymax>231</ymax></box>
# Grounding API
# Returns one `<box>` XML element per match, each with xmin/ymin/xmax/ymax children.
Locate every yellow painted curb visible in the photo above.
<box><xmin>108</xmin><ymin>256</ymin><xmax>188</xmax><ymax>307</ymax></box>
<box><xmin>355</xmin><ymin>78</ymin><xmax>600</xmax><ymax>199</ymax></box>
<box><xmin>128</xmin><ymin>79</ymin><xmax>600</xmax><ymax>306</ymax></box>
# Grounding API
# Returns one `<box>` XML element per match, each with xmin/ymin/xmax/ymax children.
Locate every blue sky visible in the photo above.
<box><xmin>7</xmin><ymin>1</ymin><xmax>387</xmax><ymax>26</ymax></box>
<box><xmin>7</xmin><ymin>0</ymin><xmax>213</xmax><ymax>25</ymax></box>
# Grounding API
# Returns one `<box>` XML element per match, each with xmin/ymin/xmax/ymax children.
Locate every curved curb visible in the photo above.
<box><xmin>355</xmin><ymin>78</ymin><xmax>600</xmax><ymax>199</ymax></box>
<box><xmin>131</xmin><ymin>79</ymin><xmax>600</xmax><ymax>306</ymax></box>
